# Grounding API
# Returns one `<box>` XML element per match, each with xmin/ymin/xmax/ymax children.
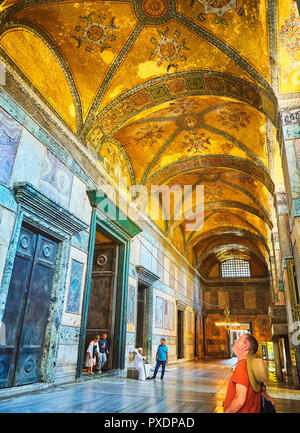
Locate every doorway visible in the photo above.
<box><xmin>177</xmin><ymin>309</ymin><xmax>184</xmax><ymax>359</ymax></box>
<box><xmin>0</xmin><ymin>225</ymin><xmax>58</xmax><ymax>388</ymax></box>
<box><xmin>136</xmin><ymin>284</ymin><xmax>146</xmax><ymax>349</ymax></box>
<box><xmin>84</xmin><ymin>229</ymin><xmax>119</xmax><ymax>372</ymax></box>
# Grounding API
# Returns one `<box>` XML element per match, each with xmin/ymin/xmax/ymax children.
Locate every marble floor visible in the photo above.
<box><xmin>1</xmin><ymin>358</ymin><xmax>300</xmax><ymax>413</ymax></box>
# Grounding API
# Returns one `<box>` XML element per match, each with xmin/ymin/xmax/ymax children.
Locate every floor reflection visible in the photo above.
<box><xmin>0</xmin><ymin>359</ymin><xmax>300</xmax><ymax>413</ymax></box>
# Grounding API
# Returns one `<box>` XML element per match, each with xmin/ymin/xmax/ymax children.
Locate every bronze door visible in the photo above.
<box><xmin>85</xmin><ymin>243</ymin><xmax>118</xmax><ymax>370</ymax></box>
<box><xmin>0</xmin><ymin>226</ymin><xmax>57</xmax><ymax>388</ymax></box>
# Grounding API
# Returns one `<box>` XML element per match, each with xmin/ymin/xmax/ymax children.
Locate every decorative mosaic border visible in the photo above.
<box><xmin>191</xmin><ymin>226</ymin><xmax>270</xmax><ymax>254</ymax></box>
<box><xmin>87</xmin><ymin>70</ymin><xmax>278</xmax><ymax>151</ymax></box>
<box><xmin>146</xmin><ymin>155</ymin><xmax>274</xmax><ymax>194</ymax></box>
<box><xmin>0</xmin><ymin>0</ymin><xmax>277</xmax><ymax>138</ymax></box>
<box><xmin>186</xmin><ymin>209</ymin><xmax>268</xmax><ymax>253</ymax></box>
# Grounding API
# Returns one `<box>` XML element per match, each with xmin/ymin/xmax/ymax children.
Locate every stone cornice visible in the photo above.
<box><xmin>13</xmin><ymin>182</ymin><xmax>88</xmax><ymax>239</ymax></box>
<box><xmin>136</xmin><ymin>266</ymin><xmax>160</xmax><ymax>286</ymax></box>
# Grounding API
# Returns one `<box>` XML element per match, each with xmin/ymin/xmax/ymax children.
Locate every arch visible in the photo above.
<box><xmin>0</xmin><ymin>19</ymin><xmax>83</xmax><ymax>132</ymax></box>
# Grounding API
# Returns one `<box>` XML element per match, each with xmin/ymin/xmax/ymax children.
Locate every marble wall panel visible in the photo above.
<box><xmin>57</xmin><ymin>343</ymin><xmax>79</xmax><ymax>365</ymax></box>
<box><xmin>0</xmin><ymin>107</ymin><xmax>22</xmax><ymax>186</ymax></box>
<box><xmin>244</xmin><ymin>290</ymin><xmax>257</xmax><ymax>309</ymax></box>
<box><xmin>127</xmin><ymin>285</ymin><xmax>135</xmax><ymax>324</ymax></box>
<box><xmin>140</xmin><ymin>236</ymin><xmax>152</xmax><ymax>270</ymax></box>
<box><xmin>151</xmin><ymin>246</ymin><xmax>158</xmax><ymax>275</ymax></box>
<box><xmin>62</xmin><ymin>246</ymin><xmax>87</xmax><ymax>328</ymax></box>
<box><xmin>163</xmin><ymin>256</ymin><xmax>170</xmax><ymax>286</ymax></box>
<box><xmin>170</xmin><ymin>302</ymin><xmax>175</xmax><ymax>330</ymax></box>
<box><xmin>59</xmin><ymin>325</ymin><xmax>80</xmax><ymax>345</ymax></box>
<box><xmin>69</xmin><ymin>174</ymin><xmax>91</xmax><ymax>224</ymax></box>
<box><xmin>164</xmin><ymin>299</ymin><xmax>168</xmax><ymax>330</ymax></box>
<box><xmin>10</xmin><ymin>128</ymin><xmax>46</xmax><ymax>188</ymax></box>
<box><xmin>0</xmin><ymin>183</ymin><xmax>17</xmax><ymax>212</ymax></box>
<box><xmin>155</xmin><ymin>296</ymin><xmax>164</xmax><ymax>329</ymax></box>
<box><xmin>229</xmin><ymin>290</ymin><xmax>245</xmax><ymax>311</ymax></box>
<box><xmin>157</xmin><ymin>249</ymin><xmax>164</xmax><ymax>281</ymax></box>
<box><xmin>66</xmin><ymin>259</ymin><xmax>84</xmax><ymax>314</ymax></box>
<box><xmin>218</xmin><ymin>291</ymin><xmax>229</xmax><ymax>309</ymax></box>
<box><xmin>0</xmin><ymin>206</ymin><xmax>16</xmax><ymax>286</ymax></box>
<box><xmin>169</xmin><ymin>261</ymin><xmax>175</xmax><ymax>290</ymax></box>
<box><xmin>71</xmin><ymin>230</ymin><xmax>90</xmax><ymax>253</ymax></box>
<box><xmin>40</xmin><ymin>150</ymin><xmax>73</xmax><ymax>208</ymax></box>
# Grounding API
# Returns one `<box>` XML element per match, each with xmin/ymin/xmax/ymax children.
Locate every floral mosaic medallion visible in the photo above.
<box><xmin>142</xmin><ymin>0</ymin><xmax>168</xmax><ymax>18</ymax></box>
<box><xmin>149</xmin><ymin>29</ymin><xmax>189</xmax><ymax>70</ymax></box>
<box><xmin>197</xmin><ymin>0</ymin><xmax>236</xmax><ymax>17</ymax></box>
<box><xmin>217</xmin><ymin>108</ymin><xmax>250</xmax><ymax>130</ymax></box>
<box><xmin>133</xmin><ymin>124</ymin><xmax>164</xmax><ymax>147</ymax></box>
<box><xmin>168</xmin><ymin>99</ymin><xmax>199</xmax><ymax>115</ymax></box>
<box><xmin>280</xmin><ymin>1</ymin><xmax>300</xmax><ymax>60</ymax></box>
<box><xmin>183</xmin><ymin>131</ymin><xmax>211</xmax><ymax>153</ymax></box>
<box><xmin>179</xmin><ymin>114</ymin><xmax>200</xmax><ymax>130</ymax></box>
<box><xmin>155</xmin><ymin>36</ymin><xmax>180</xmax><ymax>63</ymax></box>
<box><xmin>72</xmin><ymin>13</ymin><xmax>119</xmax><ymax>53</ymax></box>
<box><xmin>220</xmin><ymin>141</ymin><xmax>235</xmax><ymax>153</ymax></box>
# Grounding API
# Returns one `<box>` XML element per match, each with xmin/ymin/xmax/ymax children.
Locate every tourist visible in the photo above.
<box><xmin>97</xmin><ymin>332</ymin><xmax>109</xmax><ymax>373</ymax></box>
<box><xmin>134</xmin><ymin>347</ymin><xmax>151</xmax><ymax>381</ymax></box>
<box><xmin>151</xmin><ymin>338</ymin><xmax>168</xmax><ymax>380</ymax></box>
<box><xmin>86</xmin><ymin>335</ymin><xmax>100</xmax><ymax>375</ymax></box>
<box><xmin>223</xmin><ymin>333</ymin><xmax>275</xmax><ymax>413</ymax></box>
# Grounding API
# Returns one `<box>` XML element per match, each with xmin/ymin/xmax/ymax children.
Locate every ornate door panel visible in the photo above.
<box><xmin>0</xmin><ymin>227</ymin><xmax>57</xmax><ymax>388</ymax></box>
<box><xmin>86</xmin><ymin>243</ymin><xmax>118</xmax><ymax>370</ymax></box>
<box><xmin>14</xmin><ymin>234</ymin><xmax>57</xmax><ymax>386</ymax></box>
<box><xmin>0</xmin><ymin>227</ymin><xmax>37</xmax><ymax>388</ymax></box>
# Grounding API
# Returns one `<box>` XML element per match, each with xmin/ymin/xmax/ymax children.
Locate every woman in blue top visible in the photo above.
<box><xmin>151</xmin><ymin>338</ymin><xmax>168</xmax><ymax>380</ymax></box>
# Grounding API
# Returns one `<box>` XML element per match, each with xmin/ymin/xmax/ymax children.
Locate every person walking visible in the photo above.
<box><xmin>86</xmin><ymin>335</ymin><xmax>100</xmax><ymax>375</ymax></box>
<box><xmin>97</xmin><ymin>333</ymin><xmax>109</xmax><ymax>373</ymax></box>
<box><xmin>223</xmin><ymin>333</ymin><xmax>275</xmax><ymax>413</ymax></box>
<box><xmin>151</xmin><ymin>338</ymin><xmax>168</xmax><ymax>380</ymax></box>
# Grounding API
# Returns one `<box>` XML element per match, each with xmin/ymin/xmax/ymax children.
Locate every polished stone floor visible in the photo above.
<box><xmin>1</xmin><ymin>358</ymin><xmax>300</xmax><ymax>413</ymax></box>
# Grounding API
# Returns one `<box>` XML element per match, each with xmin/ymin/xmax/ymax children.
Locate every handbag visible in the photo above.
<box><xmin>260</xmin><ymin>392</ymin><xmax>276</xmax><ymax>413</ymax></box>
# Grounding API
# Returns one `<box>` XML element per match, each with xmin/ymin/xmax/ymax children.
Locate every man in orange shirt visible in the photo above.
<box><xmin>223</xmin><ymin>334</ymin><xmax>275</xmax><ymax>413</ymax></box>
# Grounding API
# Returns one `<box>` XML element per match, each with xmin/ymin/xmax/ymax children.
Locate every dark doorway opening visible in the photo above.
<box><xmin>0</xmin><ymin>224</ymin><xmax>58</xmax><ymax>388</ymax></box>
<box><xmin>136</xmin><ymin>284</ymin><xmax>146</xmax><ymax>349</ymax></box>
<box><xmin>177</xmin><ymin>309</ymin><xmax>184</xmax><ymax>359</ymax></box>
<box><xmin>83</xmin><ymin>228</ymin><xmax>119</xmax><ymax>373</ymax></box>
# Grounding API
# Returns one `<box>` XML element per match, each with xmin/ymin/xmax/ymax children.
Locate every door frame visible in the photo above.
<box><xmin>176</xmin><ymin>302</ymin><xmax>186</xmax><ymax>359</ymax></box>
<box><xmin>76</xmin><ymin>190</ymin><xmax>142</xmax><ymax>377</ymax></box>
<box><xmin>0</xmin><ymin>182</ymin><xmax>88</xmax><ymax>384</ymax></box>
<box><xmin>136</xmin><ymin>283</ymin><xmax>147</xmax><ymax>349</ymax></box>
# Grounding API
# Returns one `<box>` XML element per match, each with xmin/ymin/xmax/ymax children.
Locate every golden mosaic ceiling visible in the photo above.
<box><xmin>0</xmin><ymin>0</ymin><xmax>285</xmax><ymax>276</ymax></box>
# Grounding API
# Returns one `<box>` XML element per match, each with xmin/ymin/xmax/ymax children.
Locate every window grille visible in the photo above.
<box><xmin>221</xmin><ymin>259</ymin><xmax>251</xmax><ymax>278</ymax></box>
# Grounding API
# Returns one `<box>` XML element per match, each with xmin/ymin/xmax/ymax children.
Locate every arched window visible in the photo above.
<box><xmin>221</xmin><ymin>259</ymin><xmax>251</xmax><ymax>278</ymax></box>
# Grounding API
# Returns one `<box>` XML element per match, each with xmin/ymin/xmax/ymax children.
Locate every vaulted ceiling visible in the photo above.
<box><xmin>0</xmin><ymin>0</ymin><xmax>288</xmax><ymax>276</ymax></box>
